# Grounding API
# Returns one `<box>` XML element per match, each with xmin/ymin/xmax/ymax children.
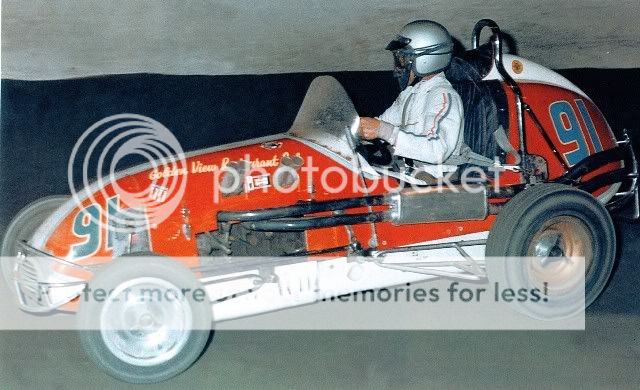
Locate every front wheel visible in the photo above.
<box><xmin>486</xmin><ymin>184</ymin><xmax>616</xmax><ymax>309</ymax></box>
<box><xmin>77</xmin><ymin>256</ymin><xmax>212</xmax><ymax>384</ymax></box>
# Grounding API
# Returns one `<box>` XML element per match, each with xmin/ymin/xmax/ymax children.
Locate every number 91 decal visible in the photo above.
<box><xmin>70</xmin><ymin>196</ymin><xmax>151</xmax><ymax>259</ymax></box>
<box><xmin>549</xmin><ymin>99</ymin><xmax>603</xmax><ymax>167</ymax></box>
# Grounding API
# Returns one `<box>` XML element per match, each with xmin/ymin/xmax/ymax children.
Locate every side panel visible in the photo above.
<box><xmin>518</xmin><ymin>83</ymin><xmax>621</xmax><ymax>181</ymax></box>
<box><xmin>42</xmin><ymin>138</ymin><xmax>393</xmax><ymax>264</ymax></box>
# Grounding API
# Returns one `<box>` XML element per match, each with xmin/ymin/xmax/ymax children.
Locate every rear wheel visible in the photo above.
<box><xmin>486</xmin><ymin>184</ymin><xmax>616</xmax><ymax>309</ymax></box>
<box><xmin>77</xmin><ymin>256</ymin><xmax>212</xmax><ymax>384</ymax></box>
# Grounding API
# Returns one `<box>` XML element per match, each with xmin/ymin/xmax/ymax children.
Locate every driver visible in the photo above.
<box><xmin>358</xmin><ymin>20</ymin><xmax>463</xmax><ymax>183</ymax></box>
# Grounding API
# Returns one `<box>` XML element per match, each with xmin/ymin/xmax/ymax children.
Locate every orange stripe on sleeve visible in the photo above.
<box><xmin>425</xmin><ymin>92</ymin><xmax>448</xmax><ymax>138</ymax></box>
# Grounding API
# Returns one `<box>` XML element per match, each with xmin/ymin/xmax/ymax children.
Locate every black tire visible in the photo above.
<box><xmin>77</xmin><ymin>256</ymin><xmax>212</xmax><ymax>384</ymax></box>
<box><xmin>486</xmin><ymin>184</ymin><xmax>616</xmax><ymax>309</ymax></box>
<box><xmin>1</xmin><ymin>196</ymin><xmax>68</xmax><ymax>288</ymax></box>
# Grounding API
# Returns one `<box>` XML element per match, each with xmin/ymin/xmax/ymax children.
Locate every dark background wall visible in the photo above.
<box><xmin>2</xmin><ymin>69</ymin><xmax>640</xmax><ymax>225</ymax></box>
<box><xmin>0</xmin><ymin>71</ymin><xmax>400</xmax><ymax>225</ymax></box>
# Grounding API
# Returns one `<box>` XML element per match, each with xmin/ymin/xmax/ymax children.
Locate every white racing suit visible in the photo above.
<box><xmin>377</xmin><ymin>72</ymin><xmax>464</xmax><ymax>178</ymax></box>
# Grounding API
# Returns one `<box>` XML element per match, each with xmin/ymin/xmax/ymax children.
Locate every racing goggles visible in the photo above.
<box><xmin>391</xmin><ymin>50</ymin><xmax>415</xmax><ymax>85</ymax></box>
<box><xmin>389</xmin><ymin>41</ymin><xmax>453</xmax><ymax>74</ymax></box>
<box><xmin>387</xmin><ymin>35</ymin><xmax>453</xmax><ymax>58</ymax></box>
<box><xmin>392</xmin><ymin>50</ymin><xmax>416</xmax><ymax>72</ymax></box>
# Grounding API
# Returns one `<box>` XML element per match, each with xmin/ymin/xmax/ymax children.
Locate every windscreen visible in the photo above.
<box><xmin>287</xmin><ymin>76</ymin><xmax>360</xmax><ymax>161</ymax></box>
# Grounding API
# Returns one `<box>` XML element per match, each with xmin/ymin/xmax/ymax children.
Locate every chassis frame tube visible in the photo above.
<box><xmin>242</xmin><ymin>211</ymin><xmax>389</xmax><ymax>231</ymax></box>
<box><xmin>555</xmin><ymin>146</ymin><xmax>628</xmax><ymax>184</ymax></box>
<box><xmin>472</xmin><ymin>19</ymin><xmax>528</xmax><ymax>180</ymax></box>
<box><xmin>217</xmin><ymin>195</ymin><xmax>387</xmax><ymax>222</ymax></box>
<box><xmin>577</xmin><ymin>168</ymin><xmax>632</xmax><ymax>193</ymax></box>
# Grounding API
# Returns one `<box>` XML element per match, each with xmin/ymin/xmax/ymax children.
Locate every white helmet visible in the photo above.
<box><xmin>386</xmin><ymin>20</ymin><xmax>454</xmax><ymax>88</ymax></box>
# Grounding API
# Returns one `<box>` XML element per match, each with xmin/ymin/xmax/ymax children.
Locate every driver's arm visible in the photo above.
<box><xmin>358</xmin><ymin>117</ymin><xmax>397</xmax><ymax>141</ymax></box>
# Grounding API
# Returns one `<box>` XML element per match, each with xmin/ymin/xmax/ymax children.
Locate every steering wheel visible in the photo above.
<box><xmin>345</xmin><ymin>119</ymin><xmax>393</xmax><ymax>167</ymax></box>
<box><xmin>355</xmin><ymin>138</ymin><xmax>393</xmax><ymax>167</ymax></box>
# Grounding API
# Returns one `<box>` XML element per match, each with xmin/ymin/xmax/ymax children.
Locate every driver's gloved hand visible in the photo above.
<box><xmin>358</xmin><ymin>117</ymin><xmax>381</xmax><ymax>140</ymax></box>
<box><xmin>376</xmin><ymin>120</ymin><xmax>398</xmax><ymax>145</ymax></box>
<box><xmin>359</xmin><ymin>117</ymin><xmax>398</xmax><ymax>144</ymax></box>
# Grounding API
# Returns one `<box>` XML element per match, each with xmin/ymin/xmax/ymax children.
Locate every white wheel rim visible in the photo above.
<box><xmin>527</xmin><ymin>216</ymin><xmax>593</xmax><ymax>296</ymax></box>
<box><xmin>100</xmin><ymin>277</ymin><xmax>193</xmax><ymax>367</ymax></box>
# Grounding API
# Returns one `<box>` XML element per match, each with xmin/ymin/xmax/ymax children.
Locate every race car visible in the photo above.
<box><xmin>2</xmin><ymin>19</ymin><xmax>637</xmax><ymax>383</ymax></box>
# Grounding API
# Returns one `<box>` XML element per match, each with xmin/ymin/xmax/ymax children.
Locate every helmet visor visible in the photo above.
<box><xmin>386</xmin><ymin>36</ymin><xmax>411</xmax><ymax>51</ymax></box>
<box><xmin>391</xmin><ymin>50</ymin><xmax>415</xmax><ymax>89</ymax></box>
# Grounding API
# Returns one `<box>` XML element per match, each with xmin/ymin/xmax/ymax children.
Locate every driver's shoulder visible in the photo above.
<box><xmin>415</xmin><ymin>75</ymin><xmax>456</xmax><ymax>96</ymax></box>
<box><xmin>418</xmin><ymin>85</ymin><xmax>462</xmax><ymax>108</ymax></box>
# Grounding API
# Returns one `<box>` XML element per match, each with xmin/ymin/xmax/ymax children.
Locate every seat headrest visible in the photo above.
<box><xmin>445</xmin><ymin>57</ymin><xmax>483</xmax><ymax>83</ymax></box>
